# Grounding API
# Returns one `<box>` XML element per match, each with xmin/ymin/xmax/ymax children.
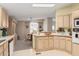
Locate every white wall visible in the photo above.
<box><xmin>16</xmin><ymin>21</ymin><xmax>30</xmax><ymax>40</ymax></box>
<box><xmin>43</xmin><ymin>19</ymin><xmax>48</xmax><ymax>32</ymax></box>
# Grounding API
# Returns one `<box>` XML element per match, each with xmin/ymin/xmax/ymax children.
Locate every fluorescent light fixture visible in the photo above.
<box><xmin>32</xmin><ymin>4</ymin><xmax>55</xmax><ymax>7</ymax></box>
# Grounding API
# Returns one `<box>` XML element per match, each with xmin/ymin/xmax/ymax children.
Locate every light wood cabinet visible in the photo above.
<box><xmin>0</xmin><ymin>41</ymin><xmax>8</xmax><ymax>56</ymax></box>
<box><xmin>49</xmin><ymin>37</ymin><xmax>54</xmax><ymax>49</ymax></box>
<box><xmin>0</xmin><ymin>7</ymin><xmax>9</xmax><ymax>28</ymax></box>
<box><xmin>54</xmin><ymin>36</ymin><xmax>60</xmax><ymax>49</ymax></box>
<box><xmin>43</xmin><ymin>37</ymin><xmax>49</xmax><ymax>50</ymax></box>
<box><xmin>34</xmin><ymin>35</ymin><xmax>72</xmax><ymax>53</ymax></box>
<box><xmin>63</xmin><ymin>15</ymin><xmax>70</xmax><ymax>28</ymax></box>
<box><xmin>6</xmin><ymin>15</ymin><xmax>9</xmax><ymax>28</ymax></box>
<box><xmin>59</xmin><ymin>37</ymin><xmax>66</xmax><ymax>50</ymax></box>
<box><xmin>36</xmin><ymin>37</ymin><xmax>48</xmax><ymax>51</ymax></box>
<box><xmin>56</xmin><ymin>14</ymin><xmax>72</xmax><ymax>30</ymax></box>
<box><xmin>0</xmin><ymin>7</ymin><xmax>3</xmax><ymax>28</ymax></box>
<box><xmin>36</xmin><ymin>37</ymin><xmax>44</xmax><ymax>51</ymax></box>
<box><xmin>2</xmin><ymin>10</ymin><xmax>6</xmax><ymax>28</ymax></box>
<box><xmin>56</xmin><ymin>16</ymin><xmax>64</xmax><ymax>30</ymax></box>
<box><xmin>8</xmin><ymin>19</ymin><xmax>16</xmax><ymax>35</ymax></box>
<box><xmin>0</xmin><ymin>45</ymin><xmax>4</xmax><ymax>56</ymax></box>
<box><xmin>66</xmin><ymin>38</ymin><xmax>72</xmax><ymax>53</ymax></box>
<box><xmin>36</xmin><ymin>36</ymin><xmax>54</xmax><ymax>51</ymax></box>
<box><xmin>72</xmin><ymin>43</ymin><xmax>79</xmax><ymax>56</ymax></box>
<box><xmin>3</xmin><ymin>42</ymin><xmax>8</xmax><ymax>56</ymax></box>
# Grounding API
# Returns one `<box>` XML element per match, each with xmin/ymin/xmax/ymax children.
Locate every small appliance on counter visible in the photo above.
<box><xmin>1</xmin><ymin>28</ymin><xmax>7</xmax><ymax>37</ymax></box>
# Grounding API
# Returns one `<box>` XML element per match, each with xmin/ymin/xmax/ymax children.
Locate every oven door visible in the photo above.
<box><xmin>72</xmin><ymin>32</ymin><xmax>79</xmax><ymax>43</ymax></box>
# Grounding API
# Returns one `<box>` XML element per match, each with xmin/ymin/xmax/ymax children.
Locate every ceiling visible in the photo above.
<box><xmin>0</xmin><ymin>3</ymin><xmax>71</xmax><ymax>21</ymax></box>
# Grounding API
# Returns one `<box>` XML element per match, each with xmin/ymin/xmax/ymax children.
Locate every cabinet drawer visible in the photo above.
<box><xmin>49</xmin><ymin>37</ymin><xmax>53</xmax><ymax>39</ymax></box>
<box><xmin>72</xmin><ymin>43</ymin><xmax>79</xmax><ymax>56</ymax></box>
<box><xmin>66</xmin><ymin>38</ymin><xmax>71</xmax><ymax>41</ymax></box>
<box><xmin>36</xmin><ymin>37</ymin><xmax>48</xmax><ymax>40</ymax></box>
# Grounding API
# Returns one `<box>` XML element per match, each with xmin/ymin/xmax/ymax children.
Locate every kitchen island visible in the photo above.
<box><xmin>32</xmin><ymin>33</ymin><xmax>72</xmax><ymax>54</ymax></box>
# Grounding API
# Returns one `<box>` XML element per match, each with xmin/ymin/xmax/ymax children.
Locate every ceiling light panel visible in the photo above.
<box><xmin>32</xmin><ymin>4</ymin><xmax>56</xmax><ymax>7</ymax></box>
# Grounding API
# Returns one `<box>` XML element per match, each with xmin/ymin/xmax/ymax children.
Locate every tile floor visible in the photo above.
<box><xmin>12</xmin><ymin>39</ymin><xmax>72</xmax><ymax>56</ymax></box>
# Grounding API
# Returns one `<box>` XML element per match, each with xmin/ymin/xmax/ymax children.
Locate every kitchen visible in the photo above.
<box><xmin>0</xmin><ymin>3</ymin><xmax>79</xmax><ymax>56</ymax></box>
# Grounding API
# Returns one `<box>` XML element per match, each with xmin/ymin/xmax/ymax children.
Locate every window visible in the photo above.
<box><xmin>30</xmin><ymin>22</ymin><xmax>38</xmax><ymax>33</ymax></box>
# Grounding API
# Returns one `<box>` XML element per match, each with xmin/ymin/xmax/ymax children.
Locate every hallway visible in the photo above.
<box><xmin>14</xmin><ymin>40</ymin><xmax>32</xmax><ymax>51</ymax></box>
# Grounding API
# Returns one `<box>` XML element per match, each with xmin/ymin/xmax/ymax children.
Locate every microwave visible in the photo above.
<box><xmin>74</xmin><ymin>18</ymin><xmax>79</xmax><ymax>27</ymax></box>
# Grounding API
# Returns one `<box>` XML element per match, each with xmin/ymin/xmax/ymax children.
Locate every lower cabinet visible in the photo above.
<box><xmin>65</xmin><ymin>38</ymin><xmax>72</xmax><ymax>53</ymax></box>
<box><xmin>36</xmin><ymin>37</ymin><xmax>48</xmax><ymax>51</ymax></box>
<box><xmin>54</xmin><ymin>36</ymin><xmax>66</xmax><ymax>50</ymax></box>
<box><xmin>35</xmin><ymin>36</ymin><xmax>72</xmax><ymax>53</ymax></box>
<box><xmin>49</xmin><ymin>37</ymin><xmax>54</xmax><ymax>49</ymax></box>
<box><xmin>43</xmin><ymin>38</ymin><xmax>49</xmax><ymax>50</ymax></box>
<box><xmin>0</xmin><ymin>42</ymin><xmax>8</xmax><ymax>56</ymax></box>
<box><xmin>59</xmin><ymin>37</ymin><xmax>66</xmax><ymax>50</ymax></box>
<box><xmin>54</xmin><ymin>36</ymin><xmax>60</xmax><ymax>49</ymax></box>
<box><xmin>72</xmin><ymin>43</ymin><xmax>79</xmax><ymax>56</ymax></box>
<box><xmin>3</xmin><ymin>42</ymin><xmax>8</xmax><ymax>56</ymax></box>
<box><xmin>0</xmin><ymin>45</ymin><xmax>4</xmax><ymax>56</ymax></box>
<box><xmin>36</xmin><ymin>36</ymin><xmax>54</xmax><ymax>52</ymax></box>
<box><xmin>36</xmin><ymin>37</ymin><xmax>44</xmax><ymax>51</ymax></box>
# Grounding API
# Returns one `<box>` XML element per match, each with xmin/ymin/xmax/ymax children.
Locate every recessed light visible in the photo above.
<box><xmin>32</xmin><ymin>4</ymin><xmax>55</xmax><ymax>7</ymax></box>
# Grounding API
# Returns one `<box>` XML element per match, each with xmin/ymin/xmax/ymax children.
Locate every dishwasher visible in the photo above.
<box><xmin>8</xmin><ymin>38</ymin><xmax>14</xmax><ymax>56</ymax></box>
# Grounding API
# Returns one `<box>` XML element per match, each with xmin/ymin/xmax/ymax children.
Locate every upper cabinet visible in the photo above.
<box><xmin>56</xmin><ymin>16</ymin><xmax>64</xmax><ymax>29</ymax></box>
<box><xmin>56</xmin><ymin>4</ymin><xmax>79</xmax><ymax>30</ymax></box>
<box><xmin>63</xmin><ymin>15</ymin><xmax>70</xmax><ymax>28</ymax></box>
<box><xmin>0</xmin><ymin>7</ymin><xmax>9</xmax><ymax>28</ymax></box>
<box><xmin>56</xmin><ymin>14</ymin><xmax>72</xmax><ymax>30</ymax></box>
<box><xmin>56</xmin><ymin>5</ymin><xmax>73</xmax><ymax>31</ymax></box>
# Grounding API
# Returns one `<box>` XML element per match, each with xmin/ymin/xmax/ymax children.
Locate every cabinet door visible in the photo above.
<box><xmin>3</xmin><ymin>42</ymin><xmax>8</xmax><ymax>56</ymax></box>
<box><xmin>6</xmin><ymin>15</ymin><xmax>9</xmax><ymax>28</ymax></box>
<box><xmin>69</xmin><ymin>14</ymin><xmax>72</xmax><ymax>28</ymax></box>
<box><xmin>54</xmin><ymin>36</ymin><xmax>60</xmax><ymax>49</ymax></box>
<box><xmin>43</xmin><ymin>37</ymin><xmax>49</xmax><ymax>50</ymax></box>
<box><xmin>63</xmin><ymin>15</ymin><xmax>70</xmax><ymax>28</ymax></box>
<box><xmin>72</xmin><ymin>43</ymin><xmax>79</xmax><ymax>56</ymax></box>
<box><xmin>49</xmin><ymin>37</ymin><xmax>54</xmax><ymax>49</ymax></box>
<box><xmin>66</xmin><ymin>38</ymin><xmax>72</xmax><ymax>53</ymax></box>
<box><xmin>36</xmin><ymin>37</ymin><xmax>48</xmax><ymax>51</ymax></box>
<box><xmin>0</xmin><ymin>45</ymin><xmax>3</xmax><ymax>56</ymax></box>
<box><xmin>2</xmin><ymin>10</ymin><xmax>5</xmax><ymax>27</ymax></box>
<box><xmin>59</xmin><ymin>37</ymin><xmax>65</xmax><ymax>50</ymax></box>
<box><xmin>36</xmin><ymin>37</ymin><xmax>44</xmax><ymax>51</ymax></box>
<box><xmin>0</xmin><ymin>53</ymin><xmax>3</xmax><ymax>56</ymax></box>
<box><xmin>5</xmin><ymin>12</ymin><xmax>7</xmax><ymax>28</ymax></box>
<box><xmin>56</xmin><ymin>16</ymin><xmax>64</xmax><ymax>30</ymax></box>
<box><xmin>36</xmin><ymin>38</ymin><xmax>44</xmax><ymax>51</ymax></box>
<box><xmin>0</xmin><ymin>9</ymin><xmax>2</xmax><ymax>27</ymax></box>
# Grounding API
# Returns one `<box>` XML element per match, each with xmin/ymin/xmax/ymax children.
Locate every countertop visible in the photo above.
<box><xmin>33</xmin><ymin>33</ymin><xmax>72</xmax><ymax>38</ymax></box>
<box><xmin>0</xmin><ymin>35</ymin><xmax>15</xmax><ymax>46</ymax></box>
